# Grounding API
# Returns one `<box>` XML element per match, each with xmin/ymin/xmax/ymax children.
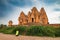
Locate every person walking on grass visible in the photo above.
<box><xmin>16</xmin><ymin>30</ymin><xmax>19</xmax><ymax>36</ymax></box>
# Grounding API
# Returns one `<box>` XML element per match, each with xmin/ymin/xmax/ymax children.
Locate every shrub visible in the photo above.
<box><xmin>55</xmin><ymin>27</ymin><xmax>60</xmax><ymax>37</ymax></box>
<box><xmin>1</xmin><ymin>27</ymin><xmax>15</xmax><ymax>34</ymax></box>
<box><xmin>26</xmin><ymin>26</ymin><xmax>56</xmax><ymax>37</ymax></box>
<box><xmin>42</xmin><ymin>26</ymin><xmax>56</xmax><ymax>37</ymax></box>
<box><xmin>0</xmin><ymin>26</ymin><xmax>27</xmax><ymax>34</ymax></box>
<box><xmin>12</xmin><ymin>26</ymin><xmax>27</xmax><ymax>35</ymax></box>
<box><xmin>0</xmin><ymin>25</ymin><xmax>60</xmax><ymax>37</ymax></box>
<box><xmin>26</xmin><ymin>26</ymin><xmax>44</xmax><ymax>36</ymax></box>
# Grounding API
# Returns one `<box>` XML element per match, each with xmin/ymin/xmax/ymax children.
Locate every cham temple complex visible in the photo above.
<box><xmin>8</xmin><ymin>7</ymin><xmax>49</xmax><ymax>26</ymax></box>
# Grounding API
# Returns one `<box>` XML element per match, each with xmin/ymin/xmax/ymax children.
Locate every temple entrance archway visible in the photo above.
<box><xmin>32</xmin><ymin>18</ymin><xmax>34</xmax><ymax>22</ymax></box>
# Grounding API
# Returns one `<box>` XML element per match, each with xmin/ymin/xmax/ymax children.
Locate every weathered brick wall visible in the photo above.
<box><xmin>18</xmin><ymin>7</ymin><xmax>49</xmax><ymax>25</ymax></box>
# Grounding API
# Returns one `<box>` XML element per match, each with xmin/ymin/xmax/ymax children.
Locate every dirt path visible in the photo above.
<box><xmin>0</xmin><ymin>33</ymin><xmax>60</xmax><ymax>40</ymax></box>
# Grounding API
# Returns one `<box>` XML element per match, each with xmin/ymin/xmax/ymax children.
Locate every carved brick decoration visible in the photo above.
<box><xmin>18</xmin><ymin>7</ymin><xmax>49</xmax><ymax>25</ymax></box>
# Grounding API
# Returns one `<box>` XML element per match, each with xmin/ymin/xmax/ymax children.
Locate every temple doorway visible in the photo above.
<box><xmin>32</xmin><ymin>18</ymin><xmax>34</xmax><ymax>22</ymax></box>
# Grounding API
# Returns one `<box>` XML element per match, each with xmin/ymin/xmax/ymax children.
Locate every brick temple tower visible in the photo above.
<box><xmin>40</xmin><ymin>7</ymin><xmax>49</xmax><ymax>24</ymax></box>
<box><xmin>8</xmin><ymin>20</ymin><xmax>13</xmax><ymax>26</ymax></box>
<box><xmin>18</xmin><ymin>7</ymin><xmax>49</xmax><ymax>25</ymax></box>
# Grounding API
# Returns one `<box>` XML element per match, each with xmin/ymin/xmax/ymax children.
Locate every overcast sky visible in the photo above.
<box><xmin>0</xmin><ymin>0</ymin><xmax>60</xmax><ymax>25</ymax></box>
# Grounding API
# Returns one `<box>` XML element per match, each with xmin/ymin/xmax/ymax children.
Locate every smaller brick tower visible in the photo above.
<box><xmin>8</xmin><ymin>20</ymin><xmax>13</xmax><ymax>26</ymax></box>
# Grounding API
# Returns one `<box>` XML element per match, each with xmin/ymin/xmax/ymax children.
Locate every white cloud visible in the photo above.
<box><xmin>0</xmin><ymin>0</ymin><xmax>60</xmax><ymax>25</ymax></box>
